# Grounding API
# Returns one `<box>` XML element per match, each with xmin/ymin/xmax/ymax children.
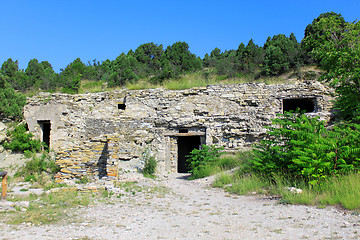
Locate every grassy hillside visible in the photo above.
<box><xmin>78</xmin><ymin>66</ymin><xmax>322</xmax><ymax>93</ymax></box>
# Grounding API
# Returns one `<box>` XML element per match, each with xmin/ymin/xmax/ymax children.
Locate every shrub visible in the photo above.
<box><xmin>15</xmin><ymin>153</ymin><xmax>60</xmax><ymax>183</ymax></box>
<box><xmin>143</xmin><ymin>156</ymin><xmax>157</xmax><ymax>176</ymax></box>
<box><xmin>3</xmin><ymin>123</ymin><xmax>42</xmax><ymax>153</ymax></box>
<box><xmin>186</xmin><ymin>145</ymin><xmax>223</xmax><ymax>179</ymax></box>
<box><xmin>141</xmin><ymin>149</ymin><xmax>157</xmax><ymax>176</ymax></box>
<box><xmin>0</xmin><ymin>79</ymin><xmax>26</xmax><ymax>121</ymax></box>
<box><xmin>251</xmin><ymin>111</ymin><xmax>360</xmax><ymax>185</ymax></box>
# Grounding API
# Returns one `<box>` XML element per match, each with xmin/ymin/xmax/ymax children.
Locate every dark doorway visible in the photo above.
<box><xmin>38</xmin><ymin>120</ymin><xmax>51</xmax><ymax>150</ymax></box>
<box><xmin>283</xmin><ymin>98</ymin><xmax>315</xmax><ymax>113</ymax></box>
<box><xmin>177</xmin><ymin>136</ymin><xmax>201</xmax><ymax>173</ymax></box>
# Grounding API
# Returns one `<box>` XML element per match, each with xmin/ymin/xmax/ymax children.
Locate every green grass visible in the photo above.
<box><xmin>214</xmin><ymin>170</ymin><xmax>360</xmax><ymax>210</ymax></box>
<box><xmin>79</xmin><ymin>80</ymin><xmax>107</xmax><ymax>93</ymax></box>
<box><xmin>224</xmin><ymin>174</ymin><xmax>270</xmax><ymax>195</ymax></box>
<box><xmin>126</xmin><ymin>79</ymin><xmax>160</xmax><ymax>90</ymax></box>
<box><xmin>26</xmin><ymin>66</ymin><xmax>318</xmax><ymax>97</ymax></box>
<box><xmin>212</xmin><ymin>173</ymin><xmax>233</xmax><ymax>188</ymax></box>
<box><xmin>6</xmin><ymin>190</ymin><xmax>93</xmax><ymax>225</ymax></box>
<box><xmin>108</xmin><ymin>69</ymin><xmax>292</xmax><ymax>92</ymax></box>
<box><xmin>188</xmin><ymin>150</ymin><xmax>253</xmax><ymax>180</ymax></box>
<box><xmin>287</xmin><ymin>173</ymin><xmax>360</xmax><ymax>210</ymax></box>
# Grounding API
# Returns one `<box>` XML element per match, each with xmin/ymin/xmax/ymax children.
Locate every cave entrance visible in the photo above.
<box><xmin>177</xmin><ymin>136</ymin><xmax>201</xmax><ymax>173</ymax></box>
<box><xmin>283</xmin><ymin>98</ymin><xmax>316</xmax><ymax>113</ymax></box>
<box><xmin>38</xmin><ymin>120</ymin><xmax>51</xmax><ymax>150</ymax></box>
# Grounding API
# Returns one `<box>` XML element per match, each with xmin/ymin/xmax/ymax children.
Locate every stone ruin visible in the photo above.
<box><xmin>23</xmin><ymin>81</ymin><xmax>334</xmax><ymax>182</ymax></box>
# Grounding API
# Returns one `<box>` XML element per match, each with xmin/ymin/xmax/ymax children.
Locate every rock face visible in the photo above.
<box><xmin>24</xmin><ymin>81</ymin><xmax>334</xmax><ymax>181</ymax></box>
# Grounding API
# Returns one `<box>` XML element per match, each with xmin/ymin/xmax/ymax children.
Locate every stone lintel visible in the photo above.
<box><xmin>164</xmin><ymin>132</ymin><xmax>205</xmax><ymax>137</ymax></box>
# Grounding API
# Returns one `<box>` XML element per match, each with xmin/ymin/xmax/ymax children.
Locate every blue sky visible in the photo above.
<box><xmin>0</xmin><ymin>0</ymin><xmax>359</xmax><ymax>72</ymax></box>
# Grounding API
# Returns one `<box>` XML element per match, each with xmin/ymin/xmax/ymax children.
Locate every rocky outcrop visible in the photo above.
<box><xmin>24</xmin><ymin>81</ymin><xmax>334</xmax><ymax>181</ymax></box>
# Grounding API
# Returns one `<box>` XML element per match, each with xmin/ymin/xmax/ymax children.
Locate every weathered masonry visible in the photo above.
<box><xmin>24</xmin><ymin>81</ymin><xmax>334</xmax><ymax>181</ymax></box>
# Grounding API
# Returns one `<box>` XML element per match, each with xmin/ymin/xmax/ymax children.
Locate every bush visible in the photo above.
<box><xmin>0</xmin><ymin>80</ymin><xmax>26</xmax><ymax>120</ymax></box>
<box><xmin>186</xmin><ymin>145</ymin><xmax>223</xmax><ymax>179</ymax></box>
<box><xmin>3</xmin><ymin>123</ymin><xmax>42</xmax><ymax>153</ymax></box>
<box><xmin>251</xmin><ymin>111</ymin><xmax>360</xmax><ymax>185</ymax></box>
<box><xmin>15</xmin><ymin>153</ymin><xmax>60</xmax><ymax>183</ymax></box>
<box><xmin>143</xmin><ymin>156</ymin><xmax>157</xmax><ymax>176</ymax></box>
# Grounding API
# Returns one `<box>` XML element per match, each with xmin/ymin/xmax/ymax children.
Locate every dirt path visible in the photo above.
<box><xmin>0</xmin><ymin>173</ymin><xmax>359</xmax><ymax>240</ymax></box>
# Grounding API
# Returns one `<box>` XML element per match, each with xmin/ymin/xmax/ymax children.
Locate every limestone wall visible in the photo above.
<box><xmin>24</xmin><ymin>81</ymin><xmax>334</xmax><ymax>181</ymax></box>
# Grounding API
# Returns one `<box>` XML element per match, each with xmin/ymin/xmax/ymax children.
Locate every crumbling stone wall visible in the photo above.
<box><xmin>24</xmin><ymin>81</ymin><xmax>334</xmax><ymax>181</ymax></box>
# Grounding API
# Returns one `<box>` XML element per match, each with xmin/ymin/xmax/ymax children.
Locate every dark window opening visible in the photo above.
<box><xmin>283</xmin><ymin>98</ymin><xmax>315</xmax><ymax>113</ymax></box>
<box><xmin>118</xmin><ymin>103</ymin><xmax>126</xmax><ymax>110</ymax></box>
<box><xmin>38</xmin><ymin>120</ymin><xmax>51</xmax><ymax>150</ymax></box>
<box><xmin>177</xmin><ymin>136</ymin><xmax>201</xmax><ymax>173</ymax></box>
<box><xmin>179</xmin><ymin>129</ymin><xmax>189</xmax><ymax>133</ymax></box>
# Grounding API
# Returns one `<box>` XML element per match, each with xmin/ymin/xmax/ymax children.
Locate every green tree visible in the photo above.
<box><xmin>237</xmin><ymin>39</ymin><xmax>264</xmax><ymax>73</ymax></box>
<box><xmin>263</xmin><ymin>34</ymin><xmax>302</xmax><ymax>75</ymax></box>
<box><xmin>3</xmin><ymin>124</ymin><xmax>42</xmax><ymax>152</ymax></box>
<box><xmin>186</xmin><ymin>145</ymin><xmax>224</xmax><ymax>179</ymax></box>
<box><xmin>107</xmin><ymin>53</ymin><xmax>139</xmax><ymax>87</ymax></box>
<box><xmin>205</xmin><ymin>47</ymin><xmax>222</xmax><ymax>68</ymax></box>
<box><xmin>1</xmin><ymin>58</ymin><xmax>19</xmax><ymax>78</ymax></box>
<box><xmin>59</xmin><ymin>58</ymin><xmax>88</xmax><ymax>91</ymax></box>
<box><xmin>301</xmin><ymin>12</ymin><xmax>346</xmax><ymax>57</ymax></box>
<box><xmin>304</xmin><ymin>13</ymin><xmax>360</xmax><ymax>121</ymax></box>
<box><xmin>165</xmin><ymin>41</ymin><xmax>202</xmax><ymax>72</ymax></box>
<box><xmin>210</xmin><ymin>47</ymin><xmax>222</xmax><ymax>60</ymax></box>
<box><xmin>134</xmin><ymin>42</ymin><xmax>164</xmax><ymax>75</ymax></box>
<box><xmin>60</xmin><ymin>58</ymin><xmax>87</xmax><ymax>79</ymax></box>
<box><xmin>1</xmin><ymin>58</ymin><xmax>30</xmax><ymax>91</ymax></box>
<box><xmin>25</xmin><ymin>58</ymin><xmax>45</xmax><ymax>88</ymax></box>
<box><xmin>40</xmin><ymin>61</ymin><xmax>58</xmax><ymax>90</ymax></box>
<box><xmin>0</xmin><ymin>77</ymin><xmax>26</xmax><ymax>120</ymax></box>
<box><xmin>61</xmin><ymin>73</ymin><xmax>81</xmax><ymax>94</ymax></box>
<box><xmin>215</xmin><ymin>57</ymin><xmax>237</xmax><ymax>77</ymax></box>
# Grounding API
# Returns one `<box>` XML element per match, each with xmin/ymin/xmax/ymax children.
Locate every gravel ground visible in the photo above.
<box><xmin>0</xmin><ymin>173</ymin><xmax>359</xmax><ymax>240</ymax></box>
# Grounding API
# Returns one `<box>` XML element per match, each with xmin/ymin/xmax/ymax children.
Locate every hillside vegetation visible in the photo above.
<box><xmin>1</xmin><ymin>12</ymin><xmax>360</xmax><ymax>210</ymax></box>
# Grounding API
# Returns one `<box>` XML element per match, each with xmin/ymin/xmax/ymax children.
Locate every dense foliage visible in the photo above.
<box><xmin>186</xmin><ymin>145</ymin><xmax>224</xmax><ymax>179</ymax></box>
<box><xmin>2</xmin><ymin>123</ymin><xmax>43</xmax><ymax>153</ymax></box>
<box><xmin>0</xmin><ymin>80</ymin><xmax>26</xmax><ymax>121</ymax></box>
<box><xmin>251</xmin><ymin>112</ymin><xmax>360</xmax><ymax>185</ymax></box>
<box><xmin>262</xmin><ymin>33</ymin><xmax>303</xmax><ymax>75</ymax></box>
<box><xmin>302</xmin><ymin>13</ymin><xmax>360</xmax><ymax>122</ymax></box>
